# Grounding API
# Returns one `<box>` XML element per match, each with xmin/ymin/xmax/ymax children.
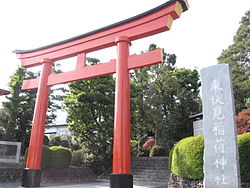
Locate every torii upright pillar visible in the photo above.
<box><xmin>111</xmin><ymin>36</ymin><xmax>132</xmax><ymax>187</ymax></box>
<box><xmin>22</xmin><ymin>58</ymin><xmax>53</xmax><ymax>187</ymax></box>
<box><xmin>14</xmin><ymin>1</ymin><xmax>189</xmax><ymax>187</ymax></box>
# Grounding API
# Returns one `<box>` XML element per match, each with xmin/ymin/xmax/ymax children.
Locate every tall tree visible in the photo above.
<box><xmin>0</xmin><ymin>66</ymin><xmax>63</xmax><ymax>153</ymax></box>
<box><xmin>64</xmin><ymin>44</ymin><xmax>201</xmax><ymax>165</ymax></box>
<box><xmin>131</xmin><ymin>44</ymin><xmax>201</xmax><ymax>151</ymax></box>
<box><xmin>1</xmin><ymin>67</ymin><xmax>37</xmax><ymax>152</ymax></box>
<box><xmin>63</xmin><ymin>57</ymin><xmax>115</xmax><ymax>173</ymax></box>
<box><xmin>151</xmin><ymin>66</ymin><xmax>201</xmax><ymax>148</ymax></box>
<box><xmin>218</xmin><ymin>10</ymin><xmax>250</xmax><ymax>113</ymax></box>
<box><xmin>0</xmin><ymin>108</ymin><xmax>10</xmax><ymax>140</ymax></box>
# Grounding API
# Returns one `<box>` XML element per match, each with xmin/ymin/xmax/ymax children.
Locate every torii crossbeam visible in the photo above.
<box><xmin>14</xmin><ymin>1</ymin><xmax>189</xmax><ymax>187</ymax></box>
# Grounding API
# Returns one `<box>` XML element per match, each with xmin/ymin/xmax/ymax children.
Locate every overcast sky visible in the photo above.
<box><xmin>0</xmin><ymin>0</ymin><xmax>249</xmax><ymax>113</ymax></box>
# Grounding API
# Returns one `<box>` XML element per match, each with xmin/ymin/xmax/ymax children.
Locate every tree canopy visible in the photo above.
<box><xmin>0</xmin><ymin>68</ymin><xmax>37</xmax><ymax>152</ymax></box>
<box><xmin>63</xmin><ymin>57</ymin><xmax>115</xmax><ymax>173</ymax></box>
<box><xmin>63</xmin><ymin>44</ymin><xmax>201</xmax><ymax>172</ymax></box>
<box><xmin>131</xmin><ymin>44</ymin><xmax>201</xmax><ymax>151</ymax></box>
<box><xmin>218</xmin><ymin>10</ymin><xmax>250</xmax><ymax>113</ymax></box>
<box><xmin>0</xmin><ymin>66</ymin><xmax>63</xmax><ymax>153</ymax></box>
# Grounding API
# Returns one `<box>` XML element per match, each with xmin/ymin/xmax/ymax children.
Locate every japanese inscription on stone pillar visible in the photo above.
<box><xmin>201</xmin><ymin>64</ymin><xmax>241</xmax><ymax>188</ymax></box>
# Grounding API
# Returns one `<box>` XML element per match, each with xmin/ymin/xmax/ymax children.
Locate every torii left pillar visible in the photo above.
<box><xmin>22</xmin><ymin>58</ymin><xmax>53</xmax><ymax>187</ymax></box>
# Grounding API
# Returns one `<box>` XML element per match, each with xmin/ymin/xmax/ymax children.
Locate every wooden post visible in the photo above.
<box><xmin>22</xmin><ymin>58</ymin><xmax>53</xmax><ymax>187</ymax></box>
<box><xmin>111</xmin><ymin>36</ymin><xmax>133</xmax><ymax>188</ymax></box>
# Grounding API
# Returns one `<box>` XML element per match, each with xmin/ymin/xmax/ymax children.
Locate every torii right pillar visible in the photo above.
<box><xmin>111</xmin><ymin>36</ymin><xmax>132</xmax><ymax>188</ymax></box>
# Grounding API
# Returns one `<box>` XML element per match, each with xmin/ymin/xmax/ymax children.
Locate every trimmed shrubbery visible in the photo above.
<box><xmin>238</xmin><ymin>132</ymin><xmax>250</xmax><ymax>182</ymax></box>
<box><xmin>149</xmin><ymin>145</ymin><xmax>167</xmax><ymax>157</ymax></box>
<box><xmin>169</xmin><ymin>133</ymin><xmax>250</xmax><ymax>182</ymax></box>
<box><xmin>49</xmin><ymin>136</ymin><xmax>61</xmax><ymax>146</ymax></box>
<box><xmin>25</xmin><ymin>145</ymin><xmax>52</xmax><ymax>169</ymax></box>
<box><xmin>168</xmin><ymin>135</ymin><xmax>204</xmax><ymax>179</ymax></box>
<box><xmin>25</xmin><ymin>145</ymin><xmax>72</xmax><ymax>169</ymax></box>
<box><xmin>50</xmin><ymin>146</ymin><xmax>72</xmax><ymax>168</ymax></box>
<box><xmin>50</xmin><ymin>136</ymin><xmax>70</xmax><ymax>148</ymax></box>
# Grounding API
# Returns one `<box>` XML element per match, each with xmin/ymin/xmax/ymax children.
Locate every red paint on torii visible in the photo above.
<box><xmin>15</xmin><ymin>0</ymin><xmax>187</xmax><ymax>68</ymax></box>
<box><xmin>21</xmin><ymin>49</ymin><xmax>163</xmax><ymax>90</ymax></box>
<box><xmin>14</xmin><ymin>0</ymin><xmax>188</xmax><ymax>187</ymax></box>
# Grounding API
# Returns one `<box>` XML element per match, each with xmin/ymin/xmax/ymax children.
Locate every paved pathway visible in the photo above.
<box><xmin>0</xmin><ymin>181</ymin><xmax>165</xmax><ymax>188</ymax></box>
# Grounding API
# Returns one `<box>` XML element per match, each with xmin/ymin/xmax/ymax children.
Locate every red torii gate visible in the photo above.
<box><xmin>14</xmin><ymin>0</ymin><xmax>188</xmax><ymax>187</ymax></box>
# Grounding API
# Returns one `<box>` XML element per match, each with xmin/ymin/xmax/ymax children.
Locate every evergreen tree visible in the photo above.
<box><xmin>0</xmin><ymin>66</ymin><xmax>63</xmax><ymax>153</ymax></box>
<box><xmin>218</xmin><ymin>10</ymin><xmax>250</xmax><ymax>113</ymax></box>
<box><xmin>63</xmin><ymin>57</ymin><xmax>115</xmax><ymax>173</ymax></box>
<box><xmin>131</xmin><ymin>44</ymin><xmax>201</xmax><ymax>152</ymax></box>
<box><xmin>1</xmin><ymin>67</ymin><xmax>37</xmax><ymax>153</ymax></box>
<box><xmin>64</xmin><ymin>44</ymin><xmax>201</xmax><ymax>164</ymax></box>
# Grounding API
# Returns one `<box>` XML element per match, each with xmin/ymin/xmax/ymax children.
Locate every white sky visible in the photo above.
<box><xmin>0</xmin><ymin>0</ymin><xmax>249</xmax><ymax>119</ymax></box>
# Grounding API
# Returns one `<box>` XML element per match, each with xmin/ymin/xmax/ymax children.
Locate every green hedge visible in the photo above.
<box><xmin>25</xmin><ymin>145</ymin><xmax>73</xmax><ymax>169</ymax></box>
<box><xmin>50</xmin><ymin>146</ymin><xmax>72</xmax><ymax>168</ymax></box>
<box><xmin>238</xmin><ymin>132</ymin><xmax>250</xmax><ymax>182</ymax></box>
<box><xmin>25</xmin><ymin>145</ymin><xmax>52</xmax><ymax>169</ymax></box>
<box><xmin>169</xmin><ymin>133</ymin><xmax>250</xmax><ymax>182</ymax></box>
<box><xmin>50</xmin><ymin>136</ymin><xmax>70</xmax><ymax>148</ymax></box>
<box><xmin>149</xmin><ymin>145</ymin><xmax>167</xmax><ymax>157</ymax></box>
<box><xmin>168</xmin><ymin>135</ymin><xmax>204</xmax><ymax>179</ymax></box>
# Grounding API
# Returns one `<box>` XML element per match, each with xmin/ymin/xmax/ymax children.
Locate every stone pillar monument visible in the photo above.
<box><xmin>201</xmin><ymin>64</ymin><xmax>241</xmax><ymax>188</ymax></box>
